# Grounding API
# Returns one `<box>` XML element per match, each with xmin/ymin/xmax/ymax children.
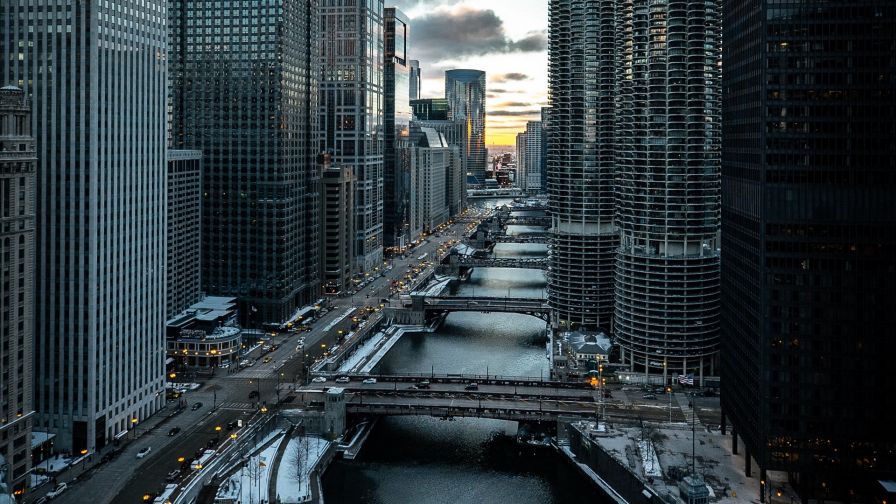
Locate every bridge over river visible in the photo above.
<box><xmin>389</xmin><ymin>295</ymin><xmax>550</xmax><ymax>324</ymax></box>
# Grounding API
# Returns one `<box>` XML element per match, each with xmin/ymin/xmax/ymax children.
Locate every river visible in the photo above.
<box><xmin>321</xmin><ymin>206</ymin><xmax>606</xmax><ymax>503</ymax></box>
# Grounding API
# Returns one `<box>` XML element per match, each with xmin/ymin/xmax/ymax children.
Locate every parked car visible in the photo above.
<box><xmin>168</xmin><ymin>427</ymin><xmax>181</xmax><ymax>436</ymax></box>
<box><xmin>362</xmin><ymin>378</ymin><xmax>377</xmax><ymax>385</ymax></box>
<box><xmin>46</xmin><ymin>483</ymin><xmax>68</xmax><ymax>499</ymax></box>
<box><xmin>191</xmin><ymin>402</ymin><xmax>203</xmax><ymax>411</ymax></box>
<box><xmin>464</xmin><ymin>382</ymin><xmax>479</xmax><ymax>391</ymax></box>
<box><xmin>312</xmin><ymin>377</ymin><xmax>327</xmax><ymax>384</ymax></box>
<box><xmin>335</xmin><ymin>376</ymin><xmax>350</xmax><ymax>384</ymax></box>
<box><xmin>136</xmin><ymin>446</ymin><xmax>152</xmax><ymax>458</ymax></box>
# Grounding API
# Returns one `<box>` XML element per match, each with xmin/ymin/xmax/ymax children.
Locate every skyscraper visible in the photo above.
<box><xmin>445</xmin><ymin>69</ymin><xmax>487</xmax><ymax>183</ymax></box>
<box><xmin>321</xmin><ymin>163</ymin><xmax>356</xmax><ymax>295</ymax></box>
<box><xmin>409</xmin><ymin>60</ymin><xmax>422</xmax><ymax>101</ymax></box>
<box><xmin>614</xmin><ymin>0</ymin><xmax>721</xmax><ymax>381</ymax></box>
<box><xmin>517</xmin><ymin>121</ymin><xmax>543</xmax><ymax>194</ymax></box>
<box><xmin>0</xmin><ymin>86</ymin><xmax>33</xmax><ymax>493</ymax></box>
<box><xmin>320</xmin><ymin>0</ymin><xmax>385</xmax><ymax>272</ymax></box>
<box><xmin>166</xmin><ymin>150</ymin><xmax>203</xmax><ymax>319</ymax></box>
<box><xmin>411</xmin><ymin>98</ymin><xmax>450</xmax><ymax>121</ymax></box>
<box><xmin>540</xmin><ymin>107</ymin><xmax>550</xmax><ymax>193</ymax></box>
<box><xmin>170</xmin><ymin>0</ymin><xmax>321</xmax><ymax>325</ymax></box>
<box><xmin>3</xmin><ymin>1</ymin><xmax>167</xmax><ymax>451</ymax></box>
<box><xmin>384</xmin><ymin>8</ymin><xmax>413</xmax><ymax>251</ymax></box>
<box><xmin>547</xmin><ymin>0</ymin><xmax>618</xmax><ymax>330</ymax></box>
<box><xmin>721</xmin><ymin>2</ymin><xmax>896</xmax><ymax>500</ymax></box>
<box><xmin>412</xmin><ymin>119</ymin><xmax>467</xmax><ymax>216</ymax></box>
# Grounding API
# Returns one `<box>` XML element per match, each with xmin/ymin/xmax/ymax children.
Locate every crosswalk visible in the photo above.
<box><xmin>219</xmin><ymin>401</ymin><xmax>256</xmax><ymax>411</ymax></box>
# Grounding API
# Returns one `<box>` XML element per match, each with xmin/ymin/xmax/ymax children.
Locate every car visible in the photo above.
<box><xmin>335</xmin><ymin>376</ymin><xmax>350</xmax><ymax>384</ymax></box>
<box><xmin>262</xmin><ymin>356</ymin><xmax>273</xmax><ymax>364</ymax></box>
<box><xmin>136</xmin><ymin>446</ymin><xmax>152</xmax><ymax>458</ymax></box>
<box><xmin>46</xmin><ymin>483</ymin><xmax>68</xmax><ymax>499</ymax></box>
<box><xmin>465</xmin><ymin>382</ymin><xmax>479</xmax><ymax>391</ymax></box>
<box><xmin>191</xmin><ymin>402</ymin><xmax>203</xmax><ymax>411</ymax></box>
<box><xmin>362</xmin><ymin>378</ymin><xmax>377</xmax><ymax>385</ymax></box>
<box><xmin>227</xmin><ymin>421</ymin><xmax>239</xmax><ymax>430</ymax></box>
<box><xmin>312</xmin><ymin>377</ymin><xmax>327</xmax><ymax>383</ymax></box>
<box><xmin>417</xmin><ymin>380</ymin><xmax>431</xmax><ymax>389</ymax></box>
<box><xmin>642</xmin><ymin>394</ymin><xmax>657</xmax><ymax>400</ymax></box>
<box><xmin>33</xmin><ymin>498</ymin><xmax>48</xmax><ymax>504</ymax></box>
<box><xmin>219</xmin><ymin>362</ymin><xmax>230</xmax><ymax>369</ymax></box>
<box><xmin>166</xmin><ymin>469</ymin><xmax>182</xmax><ymax>482</ymax></box>
<box><xmin>248</xmin><ymin>390</ymin><xmax>259</xmax><ymax>399</ymax></box>
<box><xmin>168</xmin><ymin>427</ymin><xmax>181</xmax><ymax>436</ymax></box>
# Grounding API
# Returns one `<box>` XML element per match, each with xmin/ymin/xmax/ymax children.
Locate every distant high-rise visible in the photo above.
<box><xmin>614</xmin><ymin>0</ymin><xmax>721</xmax><ymax>381</ymax></box>
<box><xmin>3</xmin><ymin>1</ymin><xmax>167</xmax><ymax>452</ymax></box>
<box><xmin>547</xmin><ymin>0</ymin><xmax>617</xmax><ymax>329</ymax></box>
<box><xmin>721</xmin><ymin>2</ymin><xmax>896</xmax><ymax>500</ymax></box>
<box><xmin>412</xmin><ymin>119</ymin><xmax>467</xmax><ymax>216</ymax></box>
<box><xmin>0</xmin><ymin>86</ymin><xmax>34</xmax><ymax>492</ymax></box>
<box><xmin>170</xmin><ymin>0</ymin><xmax>321</xmax><ymax>325</ymax></box>
<box><xmin>320</xmin><ymin>0</ymin><xmax>385</xmax><ymax>272</ymax></box>
<box><xmin>445</xmin><ymin>69</ymin><xmax>487</xmax><ymax>183</ymax></box>
<box><xmin>384</xmin><ymin>8</ymin><xmax>413</xmax><ymax>251</ymax></box>
<box><xmin>517</xmin><ymin>121</ymin><xmax>543</xmax><ymax>194</ymax></box>
<box><xmin>406</xmin><ymin>128</ymin><xmax>457</xmax><ymax>239</ymax></box>
<box><xmin>409</xmin><ymin>60</ymin><xmax>422</xmax><ymax>101</ymax></box>
<box><xmin>540</xmin><ymin>107</ymin><xmax>550</xmax><ymax>193</ymax></box>
<box><xmin>411</xmin><ymin>98</ymin><xmax>450</xmax><ymax>121</ymax></box>
<box><xmin>167</xmin><ymin>150</ymin><xmax>203</xmax><ymax>319</ymax></box>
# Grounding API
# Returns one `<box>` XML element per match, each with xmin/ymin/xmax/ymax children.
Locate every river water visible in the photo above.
<box><xmin>322</xmin><ymin>207</ymin><xmax>606</xmax><ymax>503</ymax></box>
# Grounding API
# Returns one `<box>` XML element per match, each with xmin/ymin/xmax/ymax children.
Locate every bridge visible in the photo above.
<box><xmin>388</xmin><ymin>295</ymin><xmax>550</xmax><ymax>324</ymax></box>
<box><xmin>502</xmin><ymin>215</ymin><xmax>551</xmax><ymax>227</ymax></box>
<box><xmin>492</xmin><ymin>234</ymin><xmax>551</xmax><ymax>244</ymax></box>
<box><xmin>454</xmin><ymin>255</ymin><xmax>548</xmax><ymax>270</ymax></box>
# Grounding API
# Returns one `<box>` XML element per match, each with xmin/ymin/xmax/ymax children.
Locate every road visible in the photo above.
<box><xmin>52</xmin><ymin>213</ymin><xmax>481</xmax><ymax>504</ymax></box>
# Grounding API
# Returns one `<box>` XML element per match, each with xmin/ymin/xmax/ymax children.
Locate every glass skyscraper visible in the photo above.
<box><xmin>721</xmin><ymin>1</ymin><xmax>896</xmax><ymax>500</ymax></box>
<box><xmin>319</xmin><ymin>0</ymin><xmax>385</xmax><ymax>273</ymax></box>
<box><xmin>169</xmin><ymin>0</ymin><xmax>321</xmax><ymax>325</ymax></box>
<box><xmin>384</xmin><ymin>8</ymin><xmax>412</xmax><ymax>250</ymax></box>
<box><xmin>2</xmin><ymin>0</ymin><xmax>167</xmax><ymax>452</ymax></box>
<box><xmin>445</xmin><ymin>69</ymin><xmax>487</xmax><ymax>183</ymax></box>
<box><xmin>547</xmin><ymin>0</ymin><xmax>618</xmax><ymax>330</ymax></box>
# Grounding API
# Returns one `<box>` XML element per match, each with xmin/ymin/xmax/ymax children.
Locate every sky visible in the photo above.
<box><xmin>394</xmin><ymin>0</ymin><xmax>549</xmax><ymax>146</ymax></box>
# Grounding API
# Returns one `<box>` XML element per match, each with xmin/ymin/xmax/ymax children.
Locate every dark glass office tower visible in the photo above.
<box><xmin>445</xmin><ymin>69</ymin><xmax>487</xmax><ymax>183</ymax></box>
<box><xmin>411</xmin><ymin>99</ymin><xmax>450</xmax><ymax>121</ymax></box>
<box><xmin>170</xmin><ymin>0</ymin><xmax>321</xmax><ymax>325</ymax></box>
<box><xmin>548</xmin><ymin>0</ymin><xmax>618</xmax><ymax>330</ymax></box>
<box><xmin>384</xmin><ymin>8</ymin><xmax>412</xmax><ymax>251</ymax></box>
<box><xmin>721</xmin><ymin>2</ymin><xmax>896</xmax><ymax>501</ymax></box>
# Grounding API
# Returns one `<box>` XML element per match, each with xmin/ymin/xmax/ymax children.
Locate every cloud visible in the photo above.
<box><xmin>495</xmin><ymin>101</ymin><xmax>532</xmax><ymax>107</ymax></box>
<box><xmin>393</xmin><ymin>0</ymin><xmax>462</xmax><ymax>11</ymax></box>
<box><xmin>488</xmin><ymin>109</ymin><xmax>542</xmax><ymax>117</ymax></box>
<box><xmin>491</xmin><ymin>73</ymin><xmax>530</xmax><ymax>83</ymax></box>
<box><xmin>409</xmin><ymin>7</ymin><xmax>547</xmax><ymax>64</ymax></box>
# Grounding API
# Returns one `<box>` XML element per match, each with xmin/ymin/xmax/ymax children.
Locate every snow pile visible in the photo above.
<box><xmin>216</xmin><ymin>431</ymin><xmax>287</xmax><ymax>504</ymax></box>
<box><xmin>638</xmin><ymin>439</ymin><xmax>663</xmax><ymax>477</ymax></box>
<box><xmin>275</xmin><ymin>436</ymin><xmax>330</xmax><ymax>503</ymax></box>
<box><xmin>336</xmin><ymin>331</ymin><xmax>387</xmax><ymax>373</ymax></box>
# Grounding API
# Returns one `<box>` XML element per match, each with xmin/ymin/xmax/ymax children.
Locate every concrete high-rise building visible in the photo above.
<box><xmin>721</xmin><ymin>2</ymin><xmax>896</xmax><ymax>500</ymax></box>
<box><xmin>321</xmin><ymin>163</ymin><xmax>356</xmax><ymax>295</ymax></box>
<box><xmin>3</xmin><ymin>1</ymin><xmax>167</xmax><ymax>452</ymax></box>
<box><xmin>320</xmin><ymin>0</ymin><xmax>385</xmax><ymax>273</ymax></box>
<box><xmin>170</xmin><ymin>0</ymin><xmax>321</xmax><ymax>325</ymax></box>
<box><xmin>516</xmin><ymin>121</ymin><xmax>543</xmax><ymax>194</ymax></box>
<box><xmin>411</xmin><ymin>99</ymin><xmax>450</xmax><ymax>121</ymax></box>
<box><xmin>384</xmin><ymin>8</ymin><xmax>413</xmax><ymax>251</ymax></box>
<box><xmin>547</xmin><ymin>0</ymin><xmax>618</xmax><ymax>330</ymax></box>
<box><xmin>445</xmin><ymin>69</ymin><xmax>487</xmax><ymax>183</ymax></box>
<box><xmin>613</xmin><ymin>0</ymin><xmax>721</xmax><ymax>380</ymax></box>
<box><xmin>540</xmin><ymin>107</ymin><xmax>550</xmax><ymax>193</ymax></box>
<box><xmin>409</xmin><ymin>60</ymin><xmax>421</xmax><ymax>101</ymax></box>
<box><xmin>0</xmin><ymin>86</ymin><xmax>34</xmax><ymax>493</ymax></box>
<box><xmin>412</xmin><ymin>119</ymin><xmax>467</xmax><ymax>216</ymax></box>
<box><xmin>407</xmin><ymin>128</ymin><xmax>457</xmax><ymax>239</ymax></box>
<box><xmin>167</xmin><ymin>150</ymin><xmax>203</xmax><ymax>319</ymax></box>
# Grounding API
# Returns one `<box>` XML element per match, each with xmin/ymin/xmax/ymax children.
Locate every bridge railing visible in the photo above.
<box><xmin>336</xmin><ymin>372</ymin><xmax>592</xmax><ymax>389</ymax></box>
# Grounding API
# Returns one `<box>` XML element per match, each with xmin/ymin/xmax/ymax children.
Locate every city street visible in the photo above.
<box><xmin>50</xmin><ymin>215</ymin><xmax>476</xmax><ymax>504</ymax></box>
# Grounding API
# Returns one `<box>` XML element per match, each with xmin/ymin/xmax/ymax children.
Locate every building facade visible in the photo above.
<box><xmin>408</xmin><ymin>128</ymin><xmax>455</xmax><ymax>236</ymax></box>
<box><xmin>0</xmin><ymin>86</ymin><xmax>33</xmax><ymax>492</ymax></box>
<box><xmin>516</xmin><ymin>121</ymin><xmax>543</xmax><ymax>194</ymax></box>
<box><xmin>540</xmin><ymin>107</ymin><xmax>550</xmax><ymax>193</ymax></box>
<box><xmin>613</xmin><ymin>0</ymin><xmax>721</xmax><ymax>380</ymax></box>
<box><xmin>411</xmin><ymin>98</ymin><xmax>450</xmax><ymax>121</ymax></box>
<box><xmin>409</xmin><ymin>60</ymin><xmax>421</xmax><ymax>101</ymax></box>
<box><xmin>412</xmin><ymin>119</ymin><xmax>466</xmax><ymax>216</ymax></box>
<box><xmin>721</xmin><ymin>2</ymin><xmax>896</xmax><ymax>500</ymax></box>
<box><xmin>445</xmin><ymin>69</ymin><xmax>487</xmax><ymax>183</ymax></box>
<box><xmin>548</xmin><ymin>0</ymin><xmax>618</xmax><ymax>330</ymax></box>
<box><xmin>170</xmin><ymin>0</ymin><xmax>321</xmax><ymax>325</ymax></box>
<box><xmin>2</xmin><ymin>1</ymin><xmax>167</xmax><ymax>452</ymax></box>
<box><xmin>167</xmin><ymin>150</ymin><xmax>203</xmax><ymax>319</ymax></box>
<box><xmin>383</xmin><ymin>8</ymin><xmax>413</xmax><ymax>251</ymax></box>
<box><xmin>321</xmin><ymin>164</ymin><xmax>356</xmax><ymax>295</ymax></box>
<box><xmin>319</xmin><ymin>0</ymin><xmax>385</xmax><ymax>273</ymax></box>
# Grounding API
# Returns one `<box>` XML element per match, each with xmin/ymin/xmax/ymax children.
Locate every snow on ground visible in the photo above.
<box><xmin>638</xmin><ymin>439</ymin><xmax>663</xmax><ymax>477</ymax></box>
<box><xmin>30</xmin><ymin>473</ymin><xmax>50</xmax><ymax>489</ymax></box>
<box><xmin>275</xmin><ymin>436</ymin><xmax>330</xmax><ymax>503</ymax></box>
<box><xmin>322</xmin><ymin>307</ymin><xmax>357</xmax><ymax>332</ymax></box>
<box><xmin>39</xmin><ymin>455</ymin><xmax>74</xmax><ymax>473</ymax></box>
<box><xmin>216</xmin><ymin>430</ymin><xmax>287</xmax><ymax>504</ymax></box>
<box><xmin>453</xmin><ymin>244</ymin><xmax>475</xmax><ymax>256</ymax></box>
<box><xmin>336</xmin><ymin>331</ymin><xmax>387</xmax><ymax>373</ymax></box>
